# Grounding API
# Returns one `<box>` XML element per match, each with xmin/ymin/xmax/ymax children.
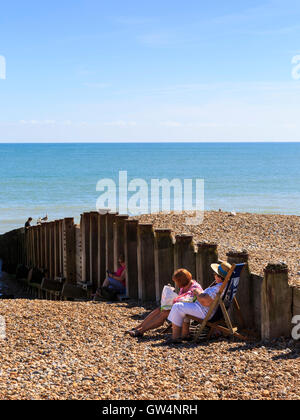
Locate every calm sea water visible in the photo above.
<box><xmin>0</xmin><ymin>142</ymin><xmax>299</xmax><ymax>234</ymax></box>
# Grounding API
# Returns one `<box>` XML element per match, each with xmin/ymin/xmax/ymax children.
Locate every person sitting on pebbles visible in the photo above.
<box><xmin>93</xmin><ymin>254</ymin><xmax>126</xmax><ymax>300</ymax></box>
<box><xmin>164</xmin><ymin>261</ymin><xmax>232</xmax><ymax>345</ymax></box>
<box><xmin>126</xmin><ymin>268</ymin><xmax>203</xmax><ymax>338</ymax></box>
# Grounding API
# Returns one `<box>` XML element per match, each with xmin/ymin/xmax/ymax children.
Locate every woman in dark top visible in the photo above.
<box><xmin>25</xmin><ymin>217</ymin><xmax>33</xmax><ymax>230</ymax></box>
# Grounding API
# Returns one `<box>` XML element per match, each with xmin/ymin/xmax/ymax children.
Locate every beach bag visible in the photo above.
<box><xmin>161</xmin><ymin>285</ymin><xmax>178</xmax><ymax>311</ymax></box>
<box><xmin>173</xmin><ymin>291</ymin><xmax>197</xmax><ymax>304</ymax></box>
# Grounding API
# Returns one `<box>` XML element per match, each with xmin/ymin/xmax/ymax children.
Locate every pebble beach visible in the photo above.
<box><xmin>0</xmin><ymin>209</ymin><xmax>299</xmax><ymax>400</ymax></box>
<box><xmin>0</xmin><ymin>298</ymin><xmax>299</xmax><ymax>400</ymax></box>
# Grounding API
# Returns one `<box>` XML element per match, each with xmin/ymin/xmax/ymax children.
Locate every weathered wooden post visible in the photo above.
<box><xmin>14</xmin><ymin>232</ymin><xmax>19</xmax><ymax>268</ymax></box>
<box><xmin>17</xmin><ymin>231</ymin><xmax>22</xmax><ymax>265</ymax></box>
<box><xmin>75</xmin><ymin>225</ymin><xmax>82</xmax><ymax>284</ymax></box>
<box><xmin>31</xmin><ymin>226</ymin><xmax>36</xmax><ymax>268</ymax></box>
<box><xmin>62</xmin><ymin>218</ymin><xmax>76</xmax><ymax>284</ymax></box>
<box><xmin>250</xmin><ymin>273</ymin><xmax>263</xmax><ymax>334</ymax></box>
<box><xmin>34</xmin><ymin>226</ymin><xmax>38</xmax><ymax>267</ymax></box>
<box><xmin>18</xmin><ymin>231</ymin><xmax>22</xmax><ymax>266</ymax></box>
<box><xmin>15</xmin><ymin>232</ymin><xmax>20</xmax><ymax>267</ymax></box>
<box><xmin>24</xmin><ymin>228</ymin><xmax>29</xmax><ymax>266</ymax></box>
<box><xmin>25</xmin><ymin>227</ymin><xmax>30</xmax><ymax>266</ymax></box>
<box><xmin>25</xmin><ymin>228</ymin><xmax>29</xmax><ymax>267</ymax></box>
<box><xmin>293</xmin><ymin>288</ymin><xmax>300</xmax><ymax>317</ymax></box>
<box><xmin>47</xmin><ymin>222</ymin><xmax>52</xmax><ymax>275</ymax></box>
<box><xmin>89</xmin><ymin>212</ymin><xmax>99</xmax><ymax>290</ymax></box>
<box><xmin>80</xmin><ymin>213</ymin><xmax>91</xmax><ymax>283</ymax></box>
<box><xmin>19</xmin><ymin>231</ymin><xmax>23</xmax><ymax>265</ymax></box>
<box><xmin>28</xmin><ymin>227</ymin><xmax>33</xmax><ymax>266</ymax></box>
<box><xmin>124</xmin><ymin>220</ymin><xmax>139</xmax><ymax>299</ymax></box>
<box><xmin>49</xmin><ymin>222</ymin><xmax>55</xmax><ymax>279</ymax></box>
<box><xmin>15</xmin><ymin>232</ymin><xmax>20</xmax><ymax>266</ymax></box>
<box><xmin>154</xmin><ymin>229</ymin><xmax>174</xmax><ymax>303</ymax></box>
<box><xmin>45</xmin><ymin>222</ymin><xmax>51</xmax><ymax>272</ymax></box>
<box><xmin>40</xmin><ymin>223</ymin><xmax>46</xmax><ymax>270</ymax></box>
<box><xmin>21</xmin><ymin>229</ymin><xmax>26</xmax><ymax>266</ymax></box>
<box><xmin>261</xmin><ymin>263</ymin><xmax>293</xmax><ymax>340</ymax></box>
<box><xmin>54</xmin><ymin>221</ymin><xmax>60</xmax><ymax>277</ymax></box>
<box><xmin>17</xmin><ymin>232</ymin><xmax>21</xmax><ymax>266</ymax></box>
<box><xmin>35</xmin><ymin>226</ymin><xmax>39</xmax><ymax>267</ymax></box>
<box><xmin>137</xmin><ymin>223</ymin><xmax>156</xmax><ymax>302</ymax></box>
<box><xmin>36</xmin><ymin>225</ymin><xmax>41</xmax><ymax>269</ymax></box>
<box><xmin>226</xmin><ymin>249</ymin><xmax>249</xmax><ymax>265</ymax></box>
<box><xmin>59</xmin><ymin>220</ymin><xmax>64</xmax><ymax>277</ymax></box>
<box><xmin>32</xmin><ymin>226</ymin><xmax>37</xmax><ymax>268</ymax></box>
<box><xmin>20</xmin><ymin>230</ymin><xmax>24</xmax><ymax>265</ymax></box>
<box><xmin>97</xmin><ymin>213</ymin><xmax>107</xmax><ymax>287</ymax></box>
<box><xmin>105</xmin><ymin>212</ymin><xmax>118</xmax><ymax>272</ymax></box>
<box><xmin>30</xmin><ymin>227</ymin><xmax>34</xmax><ymax>266</ymax></box>
<box><xmin>196</xmin><ymin>242</ymin><xmax>218</xmax><ymax>289</ymax></box>
<box><xmin>174</xmin><ymin>234</ymin><xmax>196</xmax><ymax>279</ymax></box>
<box><xmin>113</xmin><ymin>215</ymin><xmax>128</xmax><ymax>271</ymax></box>
<box><xmin>23</xmin><ymin>229</ymin><xmax>27</xmax><ymax>266</ymax></box>
<box><xmin>227</xmin><ymin>250</ymin><xmax>251</xmax><ymax>329</ymax></box>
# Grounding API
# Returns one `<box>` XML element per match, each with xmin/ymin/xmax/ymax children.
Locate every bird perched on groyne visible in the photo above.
<box><xmin>37</xmin><ymin>214</ymin><xmax>48</xmax><ymax>224</ymax></box>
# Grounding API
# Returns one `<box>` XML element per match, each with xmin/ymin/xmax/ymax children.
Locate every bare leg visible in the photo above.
<box><xmin>102</xmin><ymin>277</ymin><xmax>109</xmax><ymax>287</ymax></box>
<box><xmin>134</xmin><ymin>308</ymin><xmax>161</xmax><ymax>330</ymax></box>
<box><xmin>181</xmin><ymin>320</ymin><xmax>190</xmax><ymax>338</ymax></box>
<box><xmin>138</xmin><ymin>310</ymin><xmax>170</xmax><ymax>334</ymax></box>
<box><xmin>172</xmin><ymin>324</ymin><xmax>182</xmax><ymax>340</ymax></box>
<box><xmin>127</xmin><ymin>308</ymin><xmax>170</xmax><ymax>336</ymax></box>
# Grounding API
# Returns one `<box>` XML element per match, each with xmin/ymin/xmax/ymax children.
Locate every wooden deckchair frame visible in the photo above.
<box><xmin>186</xmin><ymin>264</ymin><xmax>247</xmax><ymax>342</ymax></box>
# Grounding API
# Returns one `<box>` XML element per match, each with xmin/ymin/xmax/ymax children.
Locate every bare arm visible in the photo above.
<box><xmin>111</xmin><ymin>269</ymin><xmax>126</xmax><ymax>283</ymax></box>
<box><xmin>193</xmin><ymin>289</ymin><xmax>214</xmax><ymax>307</ymax></box>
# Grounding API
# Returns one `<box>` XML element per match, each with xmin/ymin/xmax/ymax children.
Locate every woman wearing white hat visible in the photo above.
<box><xmin>165</xmin><ymin>261</ymin><xmax>232</xmax><ymax>344</ymax></box>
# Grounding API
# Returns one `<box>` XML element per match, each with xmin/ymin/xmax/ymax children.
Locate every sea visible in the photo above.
<box><xmin>0</xmin><ymin>142</ymin><xmax>300</xmax><ymax>234</ymax></box>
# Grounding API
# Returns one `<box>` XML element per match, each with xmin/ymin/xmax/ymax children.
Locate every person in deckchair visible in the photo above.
<box><xmin>165</xmin><ymin>261</ymin><xmax>232</xmax><ymax>345</ymax></box>
<box><xmin>126</xmin><ymin>269</ymin><xmax>203</xmax><ymax>338</ymax></box>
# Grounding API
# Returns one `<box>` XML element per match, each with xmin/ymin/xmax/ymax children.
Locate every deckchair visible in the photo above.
<box><xmin>186</xmin><ymin>263</ymin><xmax>246</xmax><ymax>342</ymax></box>
<box><xmin>41</xmin><ymin>278</ymin><xmax>64</xmax><ymax>300</ymax></box>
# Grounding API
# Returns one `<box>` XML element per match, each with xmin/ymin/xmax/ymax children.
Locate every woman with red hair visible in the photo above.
<box><xmin>126</xmin><ymin>268</ymin><xmax>203</xmax><ymax>338</ymax></box>
<box><xmin>165</xmin><ymin>261</ymin><xmax>232</xmax><ymax>344</ymax></box>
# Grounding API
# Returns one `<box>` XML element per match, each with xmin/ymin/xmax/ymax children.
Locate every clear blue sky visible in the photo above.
<box><xmin>0</xmin><ymin>0</ymin><xmax>300</xmax><ymax>142</ymax></box>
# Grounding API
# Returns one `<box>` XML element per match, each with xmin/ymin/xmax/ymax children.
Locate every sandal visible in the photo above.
<box><xmin>128</xmin><ymin>329</ymin><xmax>144</xmax><ymax>338</ymax></box>
<box><xmin>181</xmin><ymin>335</ymin><xmax>193</xmax><ymax>342</ymax></box>
<box><xmin>124</xmin><ymin>328</ymin><xmax>137</xmax><ymax>335</ymax></box>
<box><xmin>163</xmin><ymin>337</ymin><xmax>182</xmax><ymax>345</ymax></box>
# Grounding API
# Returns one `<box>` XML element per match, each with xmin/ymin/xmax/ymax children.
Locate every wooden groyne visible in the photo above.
<box><xmin>0</xmin><ymin>211</ymin><xmax>299</xmax><ymax>341</ymax></box>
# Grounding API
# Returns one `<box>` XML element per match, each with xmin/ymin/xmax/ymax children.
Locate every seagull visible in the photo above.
<box><xmin>40</xmin><ymin>214</ymin><xmax>48</xmax><ymax>223</ymax></box>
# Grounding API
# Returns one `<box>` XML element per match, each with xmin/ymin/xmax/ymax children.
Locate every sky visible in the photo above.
<box><xmin>0</xmin><ymin>0</ymin><xmax>300</xmax><ymax>142</ymax></box>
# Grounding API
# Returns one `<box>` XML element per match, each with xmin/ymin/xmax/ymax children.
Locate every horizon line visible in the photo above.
<box><xmin>0</xmin><ymin>140</ymin><xmax>300</xmax><ymax>144</ymax></box>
